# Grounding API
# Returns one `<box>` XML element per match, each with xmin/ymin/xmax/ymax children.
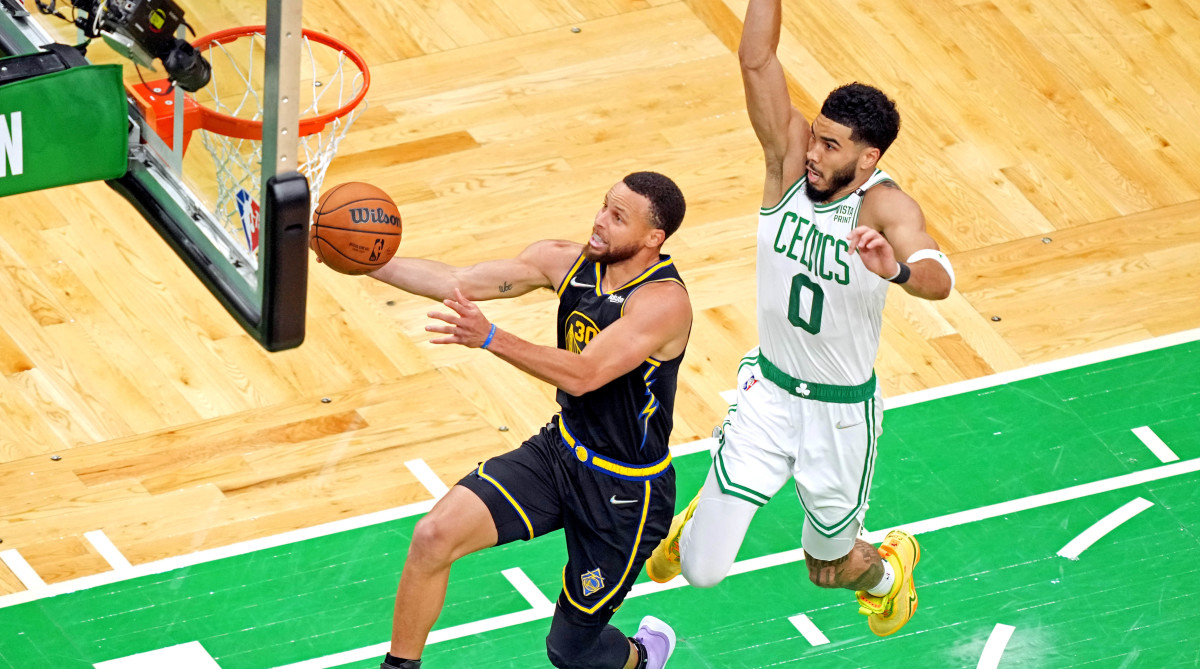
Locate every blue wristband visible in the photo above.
<box><xmin>481</xmin><ymin>324</ymin><xmax>497</xmax><ymax>350</ymax></box>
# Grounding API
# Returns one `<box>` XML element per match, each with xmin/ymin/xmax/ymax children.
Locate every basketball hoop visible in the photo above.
<box><xmin>129</xmin><ymin>25</ymin><xmax>370</xmax><ymax>255</ymax></box>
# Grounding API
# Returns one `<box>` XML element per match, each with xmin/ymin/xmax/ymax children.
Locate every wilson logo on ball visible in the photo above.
<box><xmin>349</xmin><ymin>207</ymin><xmax>402</xmax><ymax>227</ymax></box>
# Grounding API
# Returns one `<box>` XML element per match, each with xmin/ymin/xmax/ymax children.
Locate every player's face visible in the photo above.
<box><xmin>587</xmin><ymin>182</ymin><xmax>656</xmax><ymax>264</ymax></box>
<box><xmin>805</xmin><ymin>114</ymin><xmax>866</xmax><ymax>203</ymax></box>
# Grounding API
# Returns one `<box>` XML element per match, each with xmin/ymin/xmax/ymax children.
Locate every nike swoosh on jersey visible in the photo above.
<box><xmin>569</xmin><ymin>277</ymin><xmax>595</xmax><ymax>288</ymax></box>
<box><xmin>835</xmin><ymin>420</ymin><xmax>865</xmax><ymax>430</ymax></box>
<box><xmin>609</xmin><ymin>496</ymin><xmax>639</xmax><ymax>505</ymax></box>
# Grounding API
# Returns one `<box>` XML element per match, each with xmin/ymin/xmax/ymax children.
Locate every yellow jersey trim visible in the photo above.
<box><xmin>476</xmin><ymin>463</ymin><xmax>534</xmax><ymax>540</ymax></box>
<box><xmin>562</xmin><ymin>480</ymin><xmax>652</xmax><ymax>614</ymax></box>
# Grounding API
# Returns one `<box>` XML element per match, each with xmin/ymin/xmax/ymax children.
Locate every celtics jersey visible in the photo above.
<box><xmin>555</xmin><ymin>253</ymin><xmax>686</xmax><ymax>466</ymax></box>
<box><xmin>756</xmin><ymin>170</ymin><xmax>893</xmax><ymax>386</ymax></box>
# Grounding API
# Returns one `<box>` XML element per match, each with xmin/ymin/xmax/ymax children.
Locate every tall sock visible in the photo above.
<box><xmin>867</xmin><ymin>557</ymin><xmax>895</xmax><ymax>597</ymax></box>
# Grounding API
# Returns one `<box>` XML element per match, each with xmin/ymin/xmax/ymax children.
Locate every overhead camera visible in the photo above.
<box><xmin>56</xmin><ymin>0</ymin><xmax>211</xmax><ymax>91</ymax></box>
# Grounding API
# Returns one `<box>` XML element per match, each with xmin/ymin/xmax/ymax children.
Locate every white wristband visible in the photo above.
<box><xmin>905</xmin><ymin>249</ymin><xmax>955</xmax><ymax>291</ymax></box>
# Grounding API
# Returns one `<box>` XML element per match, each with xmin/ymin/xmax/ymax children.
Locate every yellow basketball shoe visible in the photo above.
<box><xmin>644</xmin><ymin>491</ymin><xmax>701</xmax><ymax>584</ymax></box>
<box><xmin>855</xmin><ymin>530</ymin><xmax>921</xmax><ymax>637</ymax></box>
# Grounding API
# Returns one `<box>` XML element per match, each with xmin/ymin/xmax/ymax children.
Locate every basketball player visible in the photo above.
<box><xmin>363</xmin><ymin>172</ymin><xmax>690</xmax><ymax>669</ymax></box>
<box><xmin>643</xmin><ymin>0</ymin><xmax>954</xmax><ymax>639</ymax></box>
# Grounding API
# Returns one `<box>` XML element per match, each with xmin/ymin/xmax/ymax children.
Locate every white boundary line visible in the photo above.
<box><xmin>404</xmin><ymin>459</ymin><xmax>451</xmax><ymax>499</ymax></box>
<box><xmin>4</xmin><ymin>328</ymin><xmax>1197</xmax><ymax>613</ymax></box>
<box><xmin>670</xmin><ymin>437</ymin><xmax>716</xmax><ymax>458</ymax></box>
<box><xmin>283</xmin><ymin>457</ymin><xmax>1200</xmax><ymax>669</ymax></box>
<box><xmin>886</xmin><ymin>327</ymin><xmax>1200</xmax><ymax>408</ymax></box>
<box><xmin>0</xmin><ymin>498</ymin><xmax>435</xmax><ymax>610</ymax></box>
<box><xmin>1132</xmin><ymin>426</ymin><xmax>1179</xmax><ymax>463</ymax></box>
<box><xmin>502</xmin><ymin>568</ymin><xmax>555</xmax><ymax>610</ymax></box>
<box><xmin>0</xmin><ymin>549</ymin><xmax>45</xmax><ymax>590</ymax></box>
<box><xmin>93</xmin><ymin>641</ymin><xmax>222</xmax><ymax>669</ymax></box>
<box><xmin>84</xmin><ymin>530</ymin><xmax>133</xmax><ymax>571</ymax></box>
<box><xmin>1057</xmin><ymin>497</ymin><xmax>1155</xmax><ymax>560</ymax></box>
<box><xmin>788</xmin><ymin>614</ymin><xmax>830</xmax><ymax>646</ymax></box>
<box><xmin>977</xmin><ymin>623</ymin><xmax>1016</xmax><ymax>669</ymax></box>
<box><xmin>717</xmin><ymin>328</ymin><xmax>1200</xmax><ymax>409</ymax></box>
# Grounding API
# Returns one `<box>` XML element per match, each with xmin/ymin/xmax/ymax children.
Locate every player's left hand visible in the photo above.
<box><xmin>846</xmin><ymin>226</ymin><xmax>900</xmax><ymax>279</ymax></box>
<box><xmin>427</xmin><ymin>288</ymin><xmax>493</xmax><ymax>348</ymax></box>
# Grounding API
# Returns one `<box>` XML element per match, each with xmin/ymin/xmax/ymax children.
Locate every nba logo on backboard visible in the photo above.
<box><xmin>235</xmin><ymin>188</ymin><xmax>260</xmax><ymax>251</ymax></box>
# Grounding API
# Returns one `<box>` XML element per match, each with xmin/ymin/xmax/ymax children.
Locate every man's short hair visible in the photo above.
<box><xmin>623</xmin><ymin>171</ymin><xmax>686</xmax><ymax>240</ymax></box>
<box><xmin>820</xmin><ymin>83</ymin><xmax>901</xmax><ymax>155</ymax></box>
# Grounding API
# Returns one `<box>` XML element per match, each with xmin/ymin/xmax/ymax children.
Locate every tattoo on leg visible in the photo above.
<box><xmin>805</xmin><ymin>540</ymin><xmax>884</xmax><ymax>591</ymax></box>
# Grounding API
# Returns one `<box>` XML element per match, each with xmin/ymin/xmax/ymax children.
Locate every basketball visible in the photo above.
<box><xmin>310</xmin><ymin>182</ymin><xmax>403</xmax><ymax>275</ymax></box>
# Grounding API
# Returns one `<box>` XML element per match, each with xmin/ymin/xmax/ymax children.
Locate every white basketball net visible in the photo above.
<box><xmin>191</xmin><ymin>30</ymin><xmax>366</xmax><ymax>258</ymax></box>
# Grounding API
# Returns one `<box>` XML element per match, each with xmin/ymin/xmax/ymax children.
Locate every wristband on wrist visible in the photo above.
<box><xmin>481</xmin><ymin>324</ymin><xmax>497</xmax><ymax>350</ymax></box>
<box><xmin>886</xmin><ymin>262</ymin><xmax>911</xmax><ymax>284</ymax></box>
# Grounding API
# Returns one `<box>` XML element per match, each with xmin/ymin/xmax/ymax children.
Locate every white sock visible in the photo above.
<box><xmin>866</xmin><ymin>558</ymin><xmax>895</xmax><ymax>596</ymax></box>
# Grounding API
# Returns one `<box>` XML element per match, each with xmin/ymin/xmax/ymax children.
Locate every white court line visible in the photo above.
<box><xmin>0</xmin><ymin>549</ymin><xmax>45</xmax><ymax>590</ymax></box>
<box><xmin>0</xmin><ymin>498</ymin><xmax>435</xmax><ymax>610</ymax></box>
<box><xmin>84</xmin><ymin>530</ymin><xmax>133</xmax><ymax>571</ymax></box>
<box><xmin>404</xmin><ymin>459</ymin><xmax>450</xmax><ymax>499</ymax></box>
<box><xmin>1132</xmin><ymin>426</ymin><xmax>1179</xmax><ymax>463</ymax></box>
<box><xmin>275</xmin><ymin>570</ymin><xmax>556</xmax><ymax>669</ymax></box>
<box><xmin>502</xmin><ymin>567</ymin><xmax>556</xmax><ymax>609</ymax></box>
<box><xmin>670</xmin><ymin>437</ymin><xmax>716</xmax><ymax>458</ymax></box>
<box><xmin>1057</xmin><ymin>497</ymin><xmax>1155</xmax><ymax>560</ymax></box>
<box><xmin>286</xmin><ymin>457</ymin><xmax>1200</xmax><ymax>669</ymax></box>
<box><xmin>788</xmin><ymin>614</ymin><xmax>830</xmax><ymax>646</ymax></box>
<box><xmin>5</xmin><ymin>329</ymin><xmax>1197</xmax><ymax>614</ymax></box>
<box><xmin>977</xmin><ymin>623</ymin><xmax>1016</xmax><ymax>669</ymax></box>
<box><xmin>719</xmin><ymin>327</ymin><xmax>1200</xmax><ymax>409</ymax></box>
<box><xmin>94</xmin><ymin>641</ymin><xmax>222</xmax><ymax>669</ymax></box>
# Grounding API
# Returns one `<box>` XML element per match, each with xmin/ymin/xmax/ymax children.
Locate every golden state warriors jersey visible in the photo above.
<box><xmin>756</xmin><ymin>170</ymin><xmax>893</xmax><ymax>386</ymax></box>
<box><xmin>555</xmin><ymin>253</ymin><xmax>686</xmax><ymax>466</ymax></box>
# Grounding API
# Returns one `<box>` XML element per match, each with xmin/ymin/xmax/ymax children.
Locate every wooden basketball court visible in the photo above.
<box><xmin>0</xmin><ymin>0</ymin><xmax>1197</xmax><ymax>659</ymax></box>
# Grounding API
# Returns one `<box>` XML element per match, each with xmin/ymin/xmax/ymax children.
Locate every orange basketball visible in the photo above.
<box><xmin>310</xmin><ymin>182</ymin><xmax>403</xmax><ymax>275</ymax></box>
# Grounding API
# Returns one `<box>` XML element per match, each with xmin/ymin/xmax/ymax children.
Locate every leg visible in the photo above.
<box><xmin>551</xmin><ymin>470</ymin><xmax>677</xmax><ymax>668</ymax></box>
<box><xmin>647</xmin><ymin>362</ymin><xmax>793</xmax><ymax>585</ymax></box>
<box><xmin>389</xmin><ymin>485</ymin><xmax>498</xmax><ymax>659</ymax></box>
<box><xmin>545</xmin><ymin>607</ymin><xmax>643</xmax><ymax>669</ymax></box>
<box><xmin>678</xmin><ymin>468</ymin><xmax>761</xmax><ymax>588</ymax></box>
<box><xmin>803</xmin><ymin>537</ymin><xmax>883</xmax><ymax>590</ymax></box>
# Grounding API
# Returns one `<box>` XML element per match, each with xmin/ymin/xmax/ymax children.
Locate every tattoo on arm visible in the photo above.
<box><xmin>877</xmin><ymin>180</ymin><xmax>901</xmax><ymax>191</ymax></box>
<box><xmin>499</xmin><ymin>281</ymin><xmax>512</xmax><ymax>293</ymax></box>
<box><xmin>805</xmin><ymin>540</ymin><xmax>884</xmax><ymax>591</ymax></box>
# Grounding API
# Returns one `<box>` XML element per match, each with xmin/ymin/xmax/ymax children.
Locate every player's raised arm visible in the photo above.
<box><xmin>368</xmin><ymin>239</ymin><xmax>582</xmax><ymax>302</ymax></box>
<box><xmin>740</xmin><ymin>0</ymin><xmax>811</xmax><ymax>203</ymax></box>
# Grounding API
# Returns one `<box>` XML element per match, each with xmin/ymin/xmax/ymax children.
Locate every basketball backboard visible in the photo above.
<box><xmin>0</xmin><ymin>0</ymin><xmax>367</xmax><ymax>351</ymax></box>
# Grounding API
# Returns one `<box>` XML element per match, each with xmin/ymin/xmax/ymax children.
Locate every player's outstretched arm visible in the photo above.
<box><xmin>368</xmin><ymin>239</ymin><xmax>582</xmax><ymax>302</ymax></box>
<box><xmin>740</xmin><ymin>0</ymin><xmax>810</xmax><ymax>205</ymax></box>
<box><xmin>849</xmin><ymin>184</ymin><xmax>953</xmax><ymax>301</ymax></box>
<box><xmin>428</xmin><ymin>281</ymin><xmax>692</xmax><ymax>396</ymax></box>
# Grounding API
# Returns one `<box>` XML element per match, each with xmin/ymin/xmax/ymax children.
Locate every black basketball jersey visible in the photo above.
<box><xmin>554</xmin><ymin>252</ymin><xmax>686</xmax><ymax>472</ymax></box>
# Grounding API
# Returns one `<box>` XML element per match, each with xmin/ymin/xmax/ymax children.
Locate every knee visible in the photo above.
<box><xmin>407</xmin><ymin>516</ymin><xmax>456</xmax><ymax>568</ymax></box>
<box><xmin>545</xmin><ymin>642</ymin><xmax>583</xmax><ymax>669</ymax></box>
<box><xmin>681</xmin><ymin>555</ymin><xmax>727</xmax><ymax>589</ymax></box>
<box><xmin>545</xmin><ymin>631</ymin><xmax>592</xmax><ymax>669</ymax></box>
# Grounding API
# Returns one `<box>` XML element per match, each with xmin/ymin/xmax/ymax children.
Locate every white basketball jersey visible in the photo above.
<box><xmin>756</xmin><ymin>170</ymin><xmax>893</xmax><ymax>386</ymax></box>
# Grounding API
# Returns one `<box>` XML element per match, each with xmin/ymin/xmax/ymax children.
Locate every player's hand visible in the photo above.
<box><xmin>426</xmin><ymin>288</ymin><xmax>494</xmax><ymax>348</ymax></box>
<box><xmin>846</xmin><ymin>226</ymin><xmax>900</xmax><ymax>279</ymax></box>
